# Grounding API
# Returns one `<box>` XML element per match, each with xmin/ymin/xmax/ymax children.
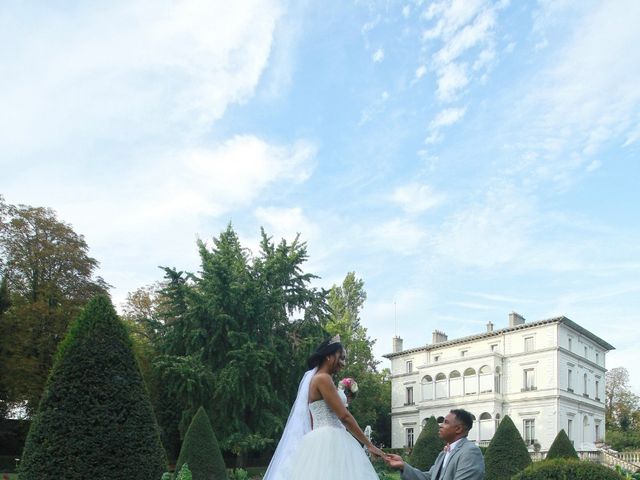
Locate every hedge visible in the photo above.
<box><xmin>483</xmin><ymin>415</ymin><xmax>531</xmax><ymax>480</ymax></box>
<box><xmin>18</xmin><ymin>295</ymin><xmax>167</xmax><ymax>480</ymax></box>
<box><xmin>513</xmin><ymin>458</ymin><xmax>625</xmax><ymax>480</ymax></box>
<box><xmin>546</xmin><ymin>429</ymin><xmax>578</xmax><ymax>460</ymax></box>
<box><xmin>176</xmin><ymin>406</ymin><xmax>228</xmax><ymax>480</ymax></box>
<box><xmin>409</xmin><ymin>416</ymin><xmax>444</xmax><ymax>470</ymax></box>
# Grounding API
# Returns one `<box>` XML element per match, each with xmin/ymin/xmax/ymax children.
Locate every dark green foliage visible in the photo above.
<box><xmin>483</xmin><ymin>415</ymin><xmax>531</xmax><ymax>480</ymax></box>
<box><xmin>513</xmin><ymin>458</ymin><xmax>625</xmax><ymax>480</ymax></box>
<box><xmin>546</xmin><ymin>429</ymin><xmax>578</xmax><ymax>460</ymax></box>
<box><xmin>176</xmin><ymin>407</ymin><xmax>227</xmax><ymax>480</ymax></box>
<box><xmin>18</xmin><ymin>295</ymin><xmax>166</xmax><ymax>480</ymax></box>
<box><xmin>409</xmin><ymin>416</ymin><xmax>445</xmax><ymax>470</ymax></box>
<box><xmin>175</xmin><ymin>463</ymin><xmax>193</xmax><ymax>480</ymax></box>
<box><xmin>156</xmin><ymin>225</ymin><xmax>329</xmax><ymax>462</ymax></box>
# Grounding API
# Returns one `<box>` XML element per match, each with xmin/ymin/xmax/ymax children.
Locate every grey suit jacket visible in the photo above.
<box><xmin>401</xmin><ymin>437</ymin><xmax>484</xmax><ymax>480</ymax></box>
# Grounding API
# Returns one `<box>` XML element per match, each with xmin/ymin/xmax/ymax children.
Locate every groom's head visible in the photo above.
<box><xmin>439</xmin><ymin>409</ymin><xmax>473</xmax><ymax>443</ymax></box>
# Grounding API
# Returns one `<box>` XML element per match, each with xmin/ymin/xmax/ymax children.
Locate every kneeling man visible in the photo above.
<box><xmin>385</xmin><ymin>409</ymin><xmax>484</xmax><ymax>480</ymax></box>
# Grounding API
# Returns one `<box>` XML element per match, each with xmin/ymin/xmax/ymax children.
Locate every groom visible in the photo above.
<box><xmin>385</xmin><ymin>409</ymin><xmax>484</xmax><ymax>480</ymax></box>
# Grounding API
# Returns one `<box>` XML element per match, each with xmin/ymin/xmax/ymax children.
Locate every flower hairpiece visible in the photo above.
<box><xmin>329</xmin><ymin>334</ymin><xmax>341</xmax><ymax>345</ymax></box>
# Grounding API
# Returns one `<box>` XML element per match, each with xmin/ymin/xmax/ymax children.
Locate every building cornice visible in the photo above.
<box><xmin>383</xmin><ymin>316</ymin><xmax>614</xmax><ymax>359</ymax></box>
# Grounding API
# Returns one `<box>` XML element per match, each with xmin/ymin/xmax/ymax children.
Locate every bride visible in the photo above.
<box><xmin>264</xmin><ymin>336</ymin><xmax>385</xmax><ymax>479</ymax></box>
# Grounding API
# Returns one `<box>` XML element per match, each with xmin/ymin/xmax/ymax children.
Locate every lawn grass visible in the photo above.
<box><xmin>0</xmin><ymin>474</ymin><xmax>18</xmax><ymax>479</ymax></box>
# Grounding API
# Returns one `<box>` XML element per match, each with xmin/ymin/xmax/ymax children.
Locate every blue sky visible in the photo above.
<box><xmin>1</xmin><ymin>0</ymin><xmax>639</xmax><ymax>391</ymax></box>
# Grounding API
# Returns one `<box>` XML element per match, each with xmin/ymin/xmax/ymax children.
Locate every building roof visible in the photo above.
<box><xmin>383</xmin><ymin>316</ymin><xmax>615</xmax><ymax>359</ymax></box>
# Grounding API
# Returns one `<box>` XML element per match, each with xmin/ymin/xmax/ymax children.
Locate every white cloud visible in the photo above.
<box><xmin>508</xmin><ymin>0</ymin><xmax>640</xmax><ymax>185</ymax></box>
<box><xmin>415</xmin><ymin>65</ymin><xmax>428</xmax><ymax>80</ymax></box>
<box><xmin>392</xmin><ymin>183</ymin><xmax>445</xmax><ymax>214</ymax></box>
<box><xmin>436</xmin><ymin>62</ymin><xmax>469</xmax><ymax>101</ymax></box>
<box><xmin>372</xmin><ymin>48</ymin><xmax>385</xmax><ymax>63</ymax></box>
<box><xmin>419</xmin><ymin>0</ymin><xmax>507</xmax><ymax>103</ymax></box>
<box><xmin>0</xmin><ymin>0</ymin><xmax>283</xmax><ymax>157</ymax></box>
<box><xmin>254</xmin><ymin>206</ymin><xmax>319</xmax><ymax>243</ymax></box>
<box><xmin>430</xmin><ymin>107</ymin><xmax>467</xmax><ymax>128</ymax></box>
<box><xmin>425</xmin><ymin>107</ymin><xmax>466</xmax><ymax>144</ymax></box>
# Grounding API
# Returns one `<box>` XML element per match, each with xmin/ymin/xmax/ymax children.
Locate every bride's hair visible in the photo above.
<box><xmin>307</xmin><ymin>338</ymin><xmax>344</xmax><ymax>369</ymax></box>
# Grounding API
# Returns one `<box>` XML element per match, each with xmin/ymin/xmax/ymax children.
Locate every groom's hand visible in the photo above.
<box><xmin>384</xmin><ymin>453</ymin><xmax>405</xmax><ymax>470</ymax></box>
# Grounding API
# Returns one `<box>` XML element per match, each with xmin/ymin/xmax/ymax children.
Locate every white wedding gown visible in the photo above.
<box><xmin>273</xmin><ymin>389</ymin><xmax>379</xmax><ymax>479</ymax></box>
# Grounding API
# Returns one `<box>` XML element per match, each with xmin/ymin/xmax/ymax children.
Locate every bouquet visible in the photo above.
<box><xmin>338</xmin><ymin>377</ymin><xmax>359</xmax><ymax>400</ymax></box>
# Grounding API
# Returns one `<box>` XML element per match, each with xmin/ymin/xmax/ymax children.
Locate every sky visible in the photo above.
<box><xmin>1</xmin><ymin>0</ymin><xmax>639</xmax><ymax>391</ymax></box>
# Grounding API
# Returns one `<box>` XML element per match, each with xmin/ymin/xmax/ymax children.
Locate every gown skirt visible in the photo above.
<box><xmin>275</xmin><ymin>424</ymin><xmax>379</xmax><ymax>479</ymax></box>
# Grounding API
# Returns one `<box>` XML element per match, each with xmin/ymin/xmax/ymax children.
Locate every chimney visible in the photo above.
<box><xmin>509</xmin><ymin>311</ymin><xmax>526</xmax><ymax>327</ymax></box>
<box><xmin>432</xmin><ymin>330</ymin><xmax>448</xmax><ymax>344</ymax></box>
<box><xmin>392</xmin><ymin>336</ymin><xmax>403</xmax><ymax>353</ymax></box>
<box><xmin>487</xmin><ymin>321</ymin><xmax>494</xmax><ymax>332</ymax></box>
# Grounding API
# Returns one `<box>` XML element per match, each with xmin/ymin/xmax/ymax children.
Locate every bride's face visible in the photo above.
<box><xmin>333</xmin><ymin>348</ymin><xmax>347</xmax><ymax>373</ymax></box>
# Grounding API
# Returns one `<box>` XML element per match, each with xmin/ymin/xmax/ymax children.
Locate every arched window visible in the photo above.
<box><xmin>479</xmin><ymin>365</ymin><xmax>492</xmax><ymax>393</ymax></box>
<box><xmin>479</xmin><ymin>412</ymin><xmax>493</xmax><ymax>441</ymax></box>
<box><xmin>437</xmin><ymin>416</ymin><xmax>445</xmax><ymax>424</ymax></box>
<box><xmin>435</xmin><ymin>373</ymin><xmax>447</xmax><ymax>398</ymax></box>
<box><xmin>421</xmin><ymin>375</ymin><xmax>434</xmax><ymax>401</ymax></box>
<box><xmin>450</xmin><ymin>370</ymin><xmax>462</xmax><ymax>397</ymax></box>
<box><xmin>464</xmin><ymin>368</ymin><xmax>477</xmax><ymax>395</ymax></box>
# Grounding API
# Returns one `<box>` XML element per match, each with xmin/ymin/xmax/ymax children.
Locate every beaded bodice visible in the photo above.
<box><xmin>309</xmin><ymin>389</ymin><xmax>347</xmax><ymax>430</ymax></box>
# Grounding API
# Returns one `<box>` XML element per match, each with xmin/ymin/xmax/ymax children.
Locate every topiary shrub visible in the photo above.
<box><xmin>176</xmin><ymin>406</ymin><xmax>227</xmax><ymax>480</ymax></box>
<box><xmin>18</xmin><ymin>295</ymin><xmax>167</xmax><ymax>480</ymax></box>
<box><xmin>513</xmin><ymin>458</ymin><xmax>625</xmax><ymax>480</ymax></box>
<box><xmin>483</xmin><ymin>414</ymin><xmax>531</xmax><ymax>480</ymax></box>
<box><xmin>408</xmin><ymin>416</ymin><xmax>445</xmax><ymax>470</ymax></box>
<box><xmin>175</xmin><ymin>463</ymin><xmax>193</xmax><ymax>480</ymax></box>
<box><xmin>546</xmin><ymin>429</ymin><xmax>578</xmax><ymax>460</ymax></box>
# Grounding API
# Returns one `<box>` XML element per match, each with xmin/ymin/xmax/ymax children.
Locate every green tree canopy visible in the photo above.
<box><xmin>409</xmin><ymin>416</ymin><xmax>445</xmax><ymax>470</ymax></box>
<box><xmin>483</xmin><ymin>415</ymin><xmax>531</xmax><ymax>480</ymax></box>
<box><xmin>325</xmin><ymin>272</ymin><xmax>390</xmax><ymax>445</ymax></box>
<box><xmin>546</xmin><ymin>429</ymin><xmax>578</xmax><ymax>460</ymax></box>
<box><xmin>154</xmin><ymin>225</ymin><xmax>329</xmax><ymax>463</ymax></box>
<box><xmin>0</xmin><ymin>196</ymin><xmax>108</xmax><ymax>415</ymax></box>
<box><xmin>176</xmin><ymin>406</ymin><xmax>227</xmax><ymax>480</ymax></box>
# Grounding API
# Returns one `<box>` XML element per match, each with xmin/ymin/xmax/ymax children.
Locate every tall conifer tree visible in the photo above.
<box><xmin>19</xmin><ymin>295</ymin><xmax>166</xmax><ymax>480</ymax></box>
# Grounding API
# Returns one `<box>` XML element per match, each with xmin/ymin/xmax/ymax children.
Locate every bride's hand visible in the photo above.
<box><xmin>367</xmin><ymin>443</ymin><xmax>385</xmax><ymax>459</ymax></box>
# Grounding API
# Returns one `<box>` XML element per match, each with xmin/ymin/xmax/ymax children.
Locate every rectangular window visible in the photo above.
<box><xmin>406</xmin><ymin>360</ymin><xmax>413</xmax><ymax>373</ymax></box>
<box><xmin>596</xmin><ymin>352</ymin><xmax>599</xmax><ymax>364</ymax></box>
<box><xmin>568</xmin><ymin>419</ymin><xmax>573</xmax><ymax>443</ymax></box>
<box><xmin>406</xmin><ymin>387</ymin><xmax>414</xmax><ymax>405</ymax></box>
<box><xmin>583</xmin><ymin>373</ymin><xmax>588</xmax><ymax>396</ymax></box>
<box><xmin>491</xmin><ymin>344</ymin><xmax>498</xmax><ymax>352</ymax></box>
<box><xmin>524</xmin><ymin>336</ymin><xmax>534</xmax><ymax>352</ymax></box>
<box><xmin>595</xmin><ymin>380</ymin><xmax>600</xmax><ymax>401</ymax></box>
<box><xmin>595</xmin><ymin>423</ymin><xmax>601</xmax><ymax>442</ymax></box>
<box><xmin>434</xmin><ymin>355</ymin><xmax>440</xmax><ymax>362</ymax></box>
<box><xmin>523</xmin><ymin>369</ymin><xmax>536</xmax><ymax>391</ymax></box>
<box><xmin>568</xmin><ymin>369</ymin><xmax>573</xmax><ymax>392</ymax></box>
<box><xmin>523</xmin><ymin>419</ymin><xmax>535</xmax><ymax>444</ymax></box>
<box><xmin>460</xmin><ymin>350</ymin><xmax>467</xmax><ymax>357</ymax></box>
<box><xmin>406</xmin><ymin>428</ymin><xmax>414</xmax><ymax>448</ymax></box>
<box><xmin>584</xmin><ymin>346</ymin><xmax>588</xmax><ymax>358</ymax></box>
<box><xmin>568</xmin><ymin>338</ymin><xmax>572</xmax><ymax>351</ymax></box>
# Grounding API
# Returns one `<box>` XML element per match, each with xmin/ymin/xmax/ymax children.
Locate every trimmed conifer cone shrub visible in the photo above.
<box><xmin>545</xmin><ymin>429</ymin><xmax>579</xmax><ymax>460</ymax></box>
<box><xmin>176</xmin><ymin>406</ymin><xmax>228</xmax><ymax>480</ymax></box>
<box><xmin>512</xmin><ymin>458</ymin><xmax>625</xmax><ymax>480</ymax></box>
<box><xmin>408</xmin><ymin>416</ymin><xmax>445</xmax><ymax>471</ymax></box>
<box><xmin>483</xmin><ymin>415</ymin><xmax>532</xmax><ymax>480</ymax></box>
<box><xmin>19</xmin><ymin>295</ymin><xmax>167</xmax><ymax>480</ymax></box>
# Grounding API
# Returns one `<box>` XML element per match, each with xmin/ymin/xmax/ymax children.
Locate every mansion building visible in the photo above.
<box><xmin>384</xmin><ymin>313</ymin><xmax>614</xmax><ymax>451</ymax></box>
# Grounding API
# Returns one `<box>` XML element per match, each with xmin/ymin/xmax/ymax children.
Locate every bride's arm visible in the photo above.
<box><xmin>315</xmin><ymin>374</ymin><xmax>385</xmax><ymax>458</ymax></box>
